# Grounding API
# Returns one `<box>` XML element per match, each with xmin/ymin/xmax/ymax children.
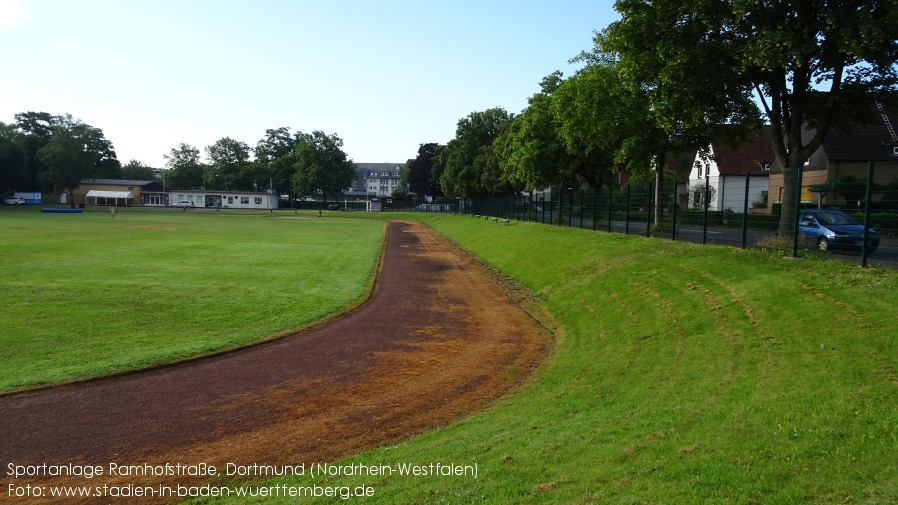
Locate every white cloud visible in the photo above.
<box><xmin>0</xmin><ymin>0</ymin><xmax>28</xmax><ymax>27</ymax></box>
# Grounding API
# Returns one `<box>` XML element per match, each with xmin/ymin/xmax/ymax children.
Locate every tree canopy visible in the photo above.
<box><xmin>163</xmin><ymin>143</ymin><xmax>205</xmax><ymax>190</ymax></box>
<box><xmin>121</xmin><ymin>159</ymin><xmax>155</xmax><ymax>181</ymax></box>
<box><xmin>407</xmin><ymin>143</ymin><xmax>443</xmax><ymax>199</ymax></box>
<box><xmin>438</xmin><ymin>108</ymin><xmax>512</xmax><ymax>198</ymax></box>
<box><xmin>37</xmin><ymin>119</ymin><xmax>121</xmax><ymax>207</ymax></box>
<box><xmin>605</xmin><ymin>0</ymin><xmax>898</xmax><ymax>231</ymax></box>
<box><xmin>292</xmin><ymin>131</ymin><xmax>356</xmax><ymax>200</ymax></box>
<box><xmin>256</xmin><ymin>127</ymin><xmax>301</xmax><ymax>199</ymax></box>
<box><xmin>0</xmin><ymin>122</ymin><xmax>28</xmax><ymax>194</ymax></box>
<box><xmin>204</xmin><ymin>137</ymin><xmax>253</xmax><ymax>191</ymax></box>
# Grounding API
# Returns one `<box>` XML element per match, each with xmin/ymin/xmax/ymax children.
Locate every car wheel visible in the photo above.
<box><xmin>817</xmin><ymin>237</ymin><xmax>829</xmax><ymax>252</ymax></box>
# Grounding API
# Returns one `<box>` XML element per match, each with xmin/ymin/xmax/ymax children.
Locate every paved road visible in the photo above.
<box><xmin>537</xmin><ymin>214</ymin><xmax>898</xmax><ymax>267</ymax></box>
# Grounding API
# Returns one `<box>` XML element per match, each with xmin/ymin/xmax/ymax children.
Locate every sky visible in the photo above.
<box><xmin>0</xmin><ymin>0</ymin><xmax>620</xmax><ymax>168</ymax></box>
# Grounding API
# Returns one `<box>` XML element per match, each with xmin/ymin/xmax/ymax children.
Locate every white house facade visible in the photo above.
<box><xmin>168</xmin><ymin>191</ymin><xmax>278</xmax><ymax>210</ymax></box>
<box><xmin>688</xmin><ymin>127</ymin><xmax>774</xmax><ymax>211</ymax></box>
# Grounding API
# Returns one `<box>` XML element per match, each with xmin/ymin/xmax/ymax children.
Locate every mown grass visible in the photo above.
<box><xmin>205</xmin><ymin>213</ymin><xmax>898</xmax><ymax>504</ymax></box>
<box><xmin>0</xmin><ymin>209</ymin><xmax>384</xmax><ymax>391</ymax></box>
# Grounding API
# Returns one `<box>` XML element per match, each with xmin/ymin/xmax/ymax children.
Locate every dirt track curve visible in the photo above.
<box><xmin>0</xmin><ymin>220</ymin><xmax>551</xmax><ymax>504</ymax></box>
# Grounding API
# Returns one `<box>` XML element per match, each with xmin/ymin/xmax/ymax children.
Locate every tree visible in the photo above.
<box><xmin>407</xmin><ymin>143</ymin><xmax>443</xmax><ymax>199</ymax></box>
<box><xmin>438</xmin><ymin>108</ymin><xmax>512</xmax><ymax>198</ymax></box>
<box><xmin>606</xmin><ymin>0</ymin><xmax>898</xmax><ymax>234</ymax></box>
<box><xmin>812</xmin><ymin>174</ymin><xmax>872</xmax><ymax>210</ymax></box>
<box><xmin>204</xmin><ymin>137</ymin><xmax>252</xmax><ymax>190</ymax></box>
<box><xmin>14</xmin><ymin>112</ymin><xmax>122</xmax><ymax>190</ymax></box>
<box><xmin>392</xmin><ymin>161</ymin><xmax>411</xmax><ymax>198</ymax></box>
<box><xmin>292</xmin><ymin>131</ymin><xmax>356</xmax><ymax>201</ymax></box>
<box><xmin>163</xmin><ymin>143</ymin><xmax>205</xmax><ymax>190</ymax></box>
<box><xmin>37</xmin><ymin>122</ymin><xmax>116</xmax><ymax>207</ymax></box>
<box><xmin>583</xmin><ymin>29</ymin><xmax>759</xmax><ymax>227</ymax></box>
<box><xmin>500</xmin><ymin>70</ymin><xmax>618</xmax><ymax>195</ymax></box>
<box><xmin>14</xmin><ymin>112</ymin><xmax>58</xmax><ymax>191</ymax></box>
<box><xmin>688</xmin><ymin>182</ymin><xmax>717</xmax><ymax>210</ymax></box>
<box><xmin>0</xmin><ymin>122</ymin><xmax>28</xmax><ymax>194</ymax></box>
<box><xmin>121</xmin><ymin>159</ymin><xmax>155</xmax><ymax>181</ymax></box>
<box><xmin>256</xmin><ymin>127</ymin><xmax>301</xmax><ymax>203</ymax></box>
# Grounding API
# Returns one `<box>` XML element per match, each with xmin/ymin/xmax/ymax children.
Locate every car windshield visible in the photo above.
<box><xmin>815</xmin><ymin>212</ymin><xmax>860</xmax><ymax>226</ymax></box>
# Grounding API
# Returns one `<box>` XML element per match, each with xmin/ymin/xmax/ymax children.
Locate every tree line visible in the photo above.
<box><xmin>403</xmin><ymin>0</ymin><xmax>898</xmax><ymax>233</ymax></box>
<box><xmin>1</xmin><ymin>113</ymin><xmax>356</xmax><ymax>206</ymax></box>
<box><xmin>162</xmin><ymin>128</ymin><xmax>356</xmax><ymax>203</ymax></box>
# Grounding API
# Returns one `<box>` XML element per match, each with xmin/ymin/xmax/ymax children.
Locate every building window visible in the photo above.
<box><xmin>762</xmin><ymin>163</ymin><xmax>771</xmax><ymax>171</ymax></box>
<box><xmin>254</xmin><ymin>197</ymin><xmax>262</xmax><ymax>205</ymax></box>
<box><xmin>698</xmin><ymin>165</ymin><xmax>703</xmax><ymax>178</ymax></box>
<box><xmin>240</xmin><ymin>197</ymin><xmax>249</xmax><ymax>204</ymax></box>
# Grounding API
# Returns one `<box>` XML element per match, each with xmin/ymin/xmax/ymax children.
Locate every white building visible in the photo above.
<box><xmin>348</xmin><ymin>163</ymin><xmax>403</xmax><ymax>198</ymax></box>
<box><xmin>168</xmin><ymin>190</ymin><xmax>278</xmax><ymax>210</ymax></box>
<box><xmin>688</xmin><ymin>127</ymin><xmax>773</xmax><ymax>211</ymax></box>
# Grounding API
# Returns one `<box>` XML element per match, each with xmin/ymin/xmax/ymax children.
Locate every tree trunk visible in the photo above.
<box><xmin>654</xmin><ymin>169</ymin><xmax>663</xmax><ymax>227</ymax></box>
<box><xmin>778</xmin><ymin>163</ymin><xmax>800</xmax><ymax>236</ymax></box>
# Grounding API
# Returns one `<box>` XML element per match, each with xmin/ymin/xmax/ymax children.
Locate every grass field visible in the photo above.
<box><xmin>0</xmin><ymin>209</ymin><xmax>384</xmax><ymax>391</ymax></box>
<box><xmin>4</xmin><ymin>209</ymin><xmax>898</xmax><ymax>502</ymax></box>
<box><xmin>205</xmin><ymin>213</ymin><xmax>898</xmax><ymax>504</ymax></box>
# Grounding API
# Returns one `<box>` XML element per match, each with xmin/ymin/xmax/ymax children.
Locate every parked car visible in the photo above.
<box><xmin>327</xmin><ymin>204</ymin><xmax>338</xmax><ymax>210</ymax></box>
<box><xmin>4</xmin><ymin>197</ymin><xmax>25</xmax><ymax>205</ymax></box>
<box><xmin>174</xmin><ymin>200</ymin><xmax>195</xmax><ymax>208</ymax></box>
<box><xmin>798</xmin><ymin>209</ymin><xmax>879</xmax><ymax>253</ymax></box>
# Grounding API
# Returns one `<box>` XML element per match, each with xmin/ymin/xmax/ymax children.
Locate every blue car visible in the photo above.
<box><xmin>798</xmin><ymin>209</ymin><xmax>879</xmax><ymax>253</ymax></box>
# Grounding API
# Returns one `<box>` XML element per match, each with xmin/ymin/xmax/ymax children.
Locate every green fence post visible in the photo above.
<box><xmin>862</xmin><ymin>161</ymin><xmax>875</xmax><ymax>267</ymax></box>
<box><xmin>791</xmin><ymin>166</ymin><xmax>804</xmax><ymax>258</ymax></box>
<box><xmin>646</xmin><ymin>182</ymin><xmax>652</xmax><ymax>238</ymax></box>
<box><xmin>568</xmin><ymin>188</ymin><xmax>574</xmax><ymax>228</ymax></box>
<box><xmin>608</xmin><ymin>185</ymin><xmax>613</xmax><ymax>233</ymax></box>
<box><xmin>671</xmin><ymin>180</ymin><xmax>678</xmax><ymax>241</ymax></box>
<box><xmin>591</xmin><ymin>187</ymin><xmax>596</xmax><ymax>231</ymax></box>
<box><xmin>579</xmin><ymin>189</ymin><xmax>584</xmax><ymax>229</ymax></box>
<box><xmin>702</xmin><ymin>176</ymin><xmax>710</xmax><ymax>244</ymax></box>
<box><xmin>625</xmin><ymin>184</ymin><xmax>631</xmax><ymax>235</ymax></box>
<box><xmin>742</xmin><ymin>172</ymin><xmax>750</xmax><ymax>249</ymax></box>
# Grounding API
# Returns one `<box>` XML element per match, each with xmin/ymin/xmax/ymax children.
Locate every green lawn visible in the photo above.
<box><xmin>207</xmin><ymin>213</ymin><xmax>898</xmax><ymax>504</ymax></box>
<box><xmin>0</xmin><ymin>209</ymin><xmax>384</xmax><ymax>391</ymax></box>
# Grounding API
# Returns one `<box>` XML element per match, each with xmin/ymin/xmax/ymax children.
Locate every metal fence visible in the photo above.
<box><xmin>443</xmin><ymin>161</ymin><xmax>898</xmax><ymax>268</ymax></box>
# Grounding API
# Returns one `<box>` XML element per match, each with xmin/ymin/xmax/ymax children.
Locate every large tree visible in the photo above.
<box><xmin>120</xmin><ymin>159</ymin><xmax>155</xmax><ymax>181</ymax></box>
<box><xmin>438</xmin><ymin>108</ymin><xmax>512</xmax><ymax>198</ymax></box>
<box><xmin>501</xmin><ymin>71</ymin><xmax>615</xmax><ymax>194</ymax></box>
<box><xmin>292</xmin><ymin>131</ymin><xmax>356</xmax><ymax>201</ymax></box>
<box><xmin>0</xmin><ymin>122</ymin><xmax>28</xmax><ymax>194</ymax></box>
<box><xmin>256</xmin><ymin>127</ymin><xmax>301</xmax><ymax>203</ymax></box>
<box><xmin>407</xmin><ymin>143</ymin><xmax>443</xmax><ymax>199</ymax></box>
<box><xmin>204</xmin><ymin>137</ymin><xmax>252</xmax><ymax>191</ymax></box>
<box><xmin>14</xmin><ymin>112</ymin><xmax>57</xmax><ymax>191</ymax></box>
<box><xmin>14</xmin><ymin>112</ymin><xmax>121</xmax><ymax>191</ymax></box>
<box><xmin>163</xmin><ymin>143</ymin><xmax>205</xmax><ymax>190</ymax></box>
<box><xmin>37</xmin><ymin>120</ymin><xmax>121</xmax><ymax>207</ymax></box>
<box><xmin>606</xmin><ymin>0</ymin><xmax>898</xmax><ymax>233</ymax></box>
